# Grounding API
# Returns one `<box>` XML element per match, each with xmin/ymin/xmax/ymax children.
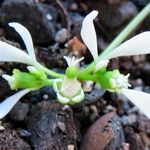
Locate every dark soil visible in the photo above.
<box><xmin>0</xmin><ymin>0</ymin><xmax>150</xmax><ymax>150</ymax></box>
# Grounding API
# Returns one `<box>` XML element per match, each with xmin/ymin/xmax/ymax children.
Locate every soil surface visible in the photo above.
<box><xmin>0</xmin><ymin>0</ymin><xmax>150</xmax><ymax>150</ymax></box>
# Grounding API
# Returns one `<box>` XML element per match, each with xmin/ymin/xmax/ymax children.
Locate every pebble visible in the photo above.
<box><xmin>141</xmin><ymin>63</ymin><xmax>150</xmax><ymax>85</ymax></box>
<box><xmin>84</xmin><ymin>88</ymin><xmax>106</xmax><ymax>105</ymax></box>
<box><xmin>0</xmin><ymin>126</ymin><xmax>5</xmax><ymax>131</ymax></box>
<box><xmin>121</xmin><ymin>114</ymin><xmax>136</xmax><ymax>125</ymax></box>
<box><xmin>55</xmin><ymin>28</ymin><xmax>68</xmax><ymax>43</ymax></box>
<box><xmin>80</xmin><ymin>112</ymin><xmax>125</xmax><ymax>150</ymax></box>
<box><xmin>119</xmin><ymin>1</ymin><xmax>138</xmax><ymax>20</ymax></box>
<box><xmin>67</xmin><ymin>144</ymin><xmax>75</xmax><ymax>150</ymax></box>
<box><xmin>27</xmin><ymin>101</ymin><xmax>77</xmax><ymax>150</ymax></box>
<box><xmin>124</xmin><ymin>126</ymin><xmax>145</xmax><ymax>150</ymax></box>
<box><xmin>0</xmin><ymin>0</ymin><xmax>58</xmax><ymax>43</ymax></box>
<box><xmin>10</xmin><ymin>101</ymin><xmax>29</xmax><ymax>121</ymax></box>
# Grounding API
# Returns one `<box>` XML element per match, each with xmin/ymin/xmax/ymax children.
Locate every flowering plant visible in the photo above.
<box><xmin>0</xmin><ymin>6</ymin><xmax>150</xmax><ymax>119</ymax></box>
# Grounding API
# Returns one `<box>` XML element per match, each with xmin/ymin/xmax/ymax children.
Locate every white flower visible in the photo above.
<box><xmin>81</xmin><ymin>10</ymin><xmax>150</xmax><ymax>68</ymax></box>
<box><xmin>109</xmin><ymin>73</ymin><xmax>131</xmax><ymax>92</ymax></box>
<box><xmin>0</xmin><ymin>22</ymin><xmax>37</xmax><ymax>65</ymax></box>
<box><xmin>81</xmin><ymin>10</ymin><xmax>150</xmax><ymax>119</ymax></box>
<box><xmin>53</xmin><ymin>77</ymin><xmax>84</xmax><ymax>104</ymax></box>
<box><xmin>0</xmin><ymin>89</ymin><xmax>30</xmax><ymax>119</ymax></box>
<box><xmin>64</xmin><ymin>56</ymin><xmax>84</xmax><ymax>67</ymax></box>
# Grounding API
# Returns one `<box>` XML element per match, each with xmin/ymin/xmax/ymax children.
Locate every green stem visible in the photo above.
<box><xmin>78</xmin><ymin>73</ymin><xmax>96</xmax><ymax>81</ymax></box>
<box><xmin>80</xmin><ymin>2</ymin><xmax>150</xmax><ymax>75</ymax></box>
<box><xmin>44</xmin><ymin>79</ymin><xmax>54</xmax><ymax>86</ymax></box>
<box><xmin>34</xmin><ymin>62</ymin><xmax>65</xmax><ymax>78</ymax></box>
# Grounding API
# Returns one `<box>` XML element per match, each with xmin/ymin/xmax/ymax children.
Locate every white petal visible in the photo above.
<box><xmin>53</xmin><ymin>79</ymin><xmax>62</xmax><ymax>92</ymax></box>
<box><xmin>81</xmin><ymin>10</ymin><xmax>98</xmax><ymax>61</ymax></box>
<box><xmin>122</xmin><ymin>88</ymin><xmax>150</xmax><ymax>119</ymax></box>
<box><xmin>57</xmin><ymin>93</ymin><xmax>70</xmax><ymax>104</ymax></box>
<box><xmin>0</xmin><ymin>89</ymin><xmax>30</xmax><ymax>119</ymax></box>
<box><xmin>9</xmin><ymin>22</ymin><xmax>36</xmax><ymax>60</ymax></box>
<box><xmin>72</xmin><ymin>90</ymin><xmax>84</xmax><ymax>103</ymax></box>
<box><xmin>105</xmin><ymin>32</ymin><xmax>150</xmax><ymax>60</ymax></box>
<box><xmin>64</xmin><ymin>56</ymin><xmax>84</xmax><ymax>67</ymax></box>
<box><xmin>95</xmin><ymin>59</ymin><xmax>109</xmax><ymax>72</ymax></box>
<box><xmin>2</xmin><ymin>74</ymin><xmax>15</xmax><ymax>87</ymax></box>
<box><xmin>27</xmin><ymin>66</ymin><xmax>38</xmax><ymax>73</ymax></box>
<box><xmin>0</xmin><ymin>41</ymin><xmax>34</xmax><ymax>64</ymax></box>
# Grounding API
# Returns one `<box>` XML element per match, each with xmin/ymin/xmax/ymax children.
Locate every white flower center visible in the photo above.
<box><xmin>110</xmin><ymin>73</ymin><xmax>131</xmax><ymax>92</ymax></box>
<box><xmin>60</xmin><ymin>77</ymin><xmax>82</xmax><ymax>98</ymax></box>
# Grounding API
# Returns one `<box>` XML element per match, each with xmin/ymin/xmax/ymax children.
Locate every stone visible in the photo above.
<box><xmin>55</xmin><ymin>28</ymin><xmax>68</xmax><ymax>43</ymax></box>
<box><xmin>124</xmin><ymin>127</ymin><xmax>145</xmax><ymax>150</ymax></box>
<box><xmin>80</xmin><ymin>112</ymin><xmax>125</xmax><ymax>150</ymax></box>
<box><xmin>10</xmin><ymin>101</ymin><xmax>29</xmax><ymax>121</ymax></box>
<box><xmin>27</xmin><ymin>101</ymin><xmax>77</xmax><ymax>150</ymax></box>
<box><xmin>0</xmin><ymin>0</ymin><xmax>58</xmax><ymax>44</ymax></box>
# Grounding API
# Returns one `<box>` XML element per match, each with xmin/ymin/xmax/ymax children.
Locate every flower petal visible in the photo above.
<box><xmin>0</xmin><ymin>89</ymin><xmax>30</xmax><ymax>119</ymax></box>
<box><xmin>53</xmin><ymin>79</ymin><xmax>62</xmax><ymax>92</ymax></box>
<box><xmin>0</xmin><ymin>41</ymin><xmax>34</xmax><ymax>64</ymax></box>
<box><xmin>64</xmin><ymin>56</ymin><xmax>84</xmax><ymax>67</ymax></box>
<box><xmin>57</xmin><ymin>93</ymin><xmax>70</xmax><ymax>104</ymax></box>
<box><xmin>9</xmin><ymin>22</ymin><xmax>36</xmax><ymax>60</ymax></box>
<box><xmin>72</xmin><ymin>89</ymin><xmax>84</xmax><ymax>103</ymax></box>
<box><xmin>81</xmin><ymin>10</ymin><xmax>98</xmax><ymax>61</ymax></box>
<box><xmin>105</xmin><ymin>32</ymin><xmax>150</xmax><ymax>60</ymax></box>
<box><xmin>122</xmin><ymin>88</ymin><xmax>150</xmax><ymax>119</ymax></box>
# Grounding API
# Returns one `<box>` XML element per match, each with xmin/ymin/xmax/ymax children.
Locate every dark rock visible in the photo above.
<box><xmin>80</xmin><ymin>112</ymin><xmax>125</xmax><ymax>150</ymax></box>
<box><xmin>10</xmin><ymin>101</ymin><xmax>29</xmax><ymax>121</ymax></box>
<box><xmin>0</xmin><ymin>0</ymin><xmax>58</xmax><ymax>44</ymax></box>
<box><xmin>131</xmin><ymin>0</ymin><xmax>149</xmax><ymax>8</ymax></box>
<box><xmin>141</xmin><ymin>63</ymin><xmax>150</xmax><ymax>85</ymax></box>
<box><xmin>27</xmin><ymin>101</ymin><xmax>77</xmax><ymax>150</ymax></box>
<box><xmin>37</xmin><ymin>45</ymin><xmax>68</xmax><ymax>68</ymax></box>
<box><xmin>136</xmin><ymin>115</ymin><xmax>150</xmax><ymax>134</ymax></box>
<box><xmin>91</xmin><ymin>1</ymin><xmax>138</xmax><ymax>30</ymax></box>
<box><xmin>119</xmin><ymin>1</ymin><xmax>138</xmax><ymax>21</ymax></box>
<box><xmin>20</xmin><ymin>129</ymin><xmax>32</xmax><ymax>138</ymax></box>
<box><xmin>0</xmin><ymin>128</ymin><xmax>31</xmax><ymax>150</ymax></box>
<box><xmin>124</xmin><ymin>126</ymin><xmax>145</xmax><ymax>150</ymax></box>
<box><xmin>89</xmin><ymin>0</ymin><xmax>138</xmax><ymax>41</ymax></box>
<box><xmin>84</xmin><ymin>88</ymin><xmax>106</xmax><ymax>105</ymax></box>
<box><xmin>0</xmin><ymin>77</ymin><xmax>12</xmax><ymax>100</ymax></box>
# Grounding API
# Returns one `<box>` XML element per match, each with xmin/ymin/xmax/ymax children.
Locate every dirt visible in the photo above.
<box><xmin>0</xmin><ymin>0</ymin><xmax>150</xmax><ymax>150</ymax></box>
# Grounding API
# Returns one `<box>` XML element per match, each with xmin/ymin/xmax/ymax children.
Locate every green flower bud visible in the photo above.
<box><xmin>65</xmin><ymin>66</ymin><xmax>78</xmax><ymax>78</ymax></box>
<box><xmin>3</xmin><ymin>68</ymin><xmax>48</xmax><ymax>90</ymax></box>
<box><xmin>97</xmin><ymin>69</ymin><xmax>131</xmax><ymax>92</ymax></box>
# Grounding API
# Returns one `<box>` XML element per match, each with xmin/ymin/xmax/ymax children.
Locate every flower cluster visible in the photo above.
<box><xmin>80</xmin><ymin>10</ymin><xmax>150</xmax><ymax>119</ymax></box>
<box><xmin>0</xmin><ymin>10</ymin><xmax>150</xmax><ymax>120</ymax></box>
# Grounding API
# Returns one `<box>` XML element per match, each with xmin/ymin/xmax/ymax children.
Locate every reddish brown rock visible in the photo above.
<box><xmin>80</xmin><ymin>112</ymin><xmax>125</xmax><ymax>150</ymax></box>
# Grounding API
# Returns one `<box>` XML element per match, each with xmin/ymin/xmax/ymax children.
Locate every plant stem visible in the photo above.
<box><xmin>34</xmin><ymin>62</ymin><xmax>65</xmax><ymax>78</ymax></box>
<box><xmin>80</xmin><ymin>2</ymin><xmax>150</xmax><ymax>75</ymax></box>
<box><xmin>44</xmin><ymin>79</ymin><xmax>54</xmax><ymax>86</ymax></box>
<box><xmin>78</xmin><ymin>73</ymin><xmax>96</xmax><ymax>81</ymax></box>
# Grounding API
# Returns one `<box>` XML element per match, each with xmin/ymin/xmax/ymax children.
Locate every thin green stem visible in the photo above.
<box><xmin>34</xmin><ymin>62</ymin><xmax>65</xmax><ymax>78</ymax></box>
<box><xmin>80</xmin><ymin>2</ymin><xmax>150</xmax><ymax>75</ymax></box>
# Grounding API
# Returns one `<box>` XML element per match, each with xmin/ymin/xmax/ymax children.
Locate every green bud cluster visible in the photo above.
<box><xmin>9</xmin><ymin>68</ymin><xmax>49</xmax><ymax>91</ymax></box>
